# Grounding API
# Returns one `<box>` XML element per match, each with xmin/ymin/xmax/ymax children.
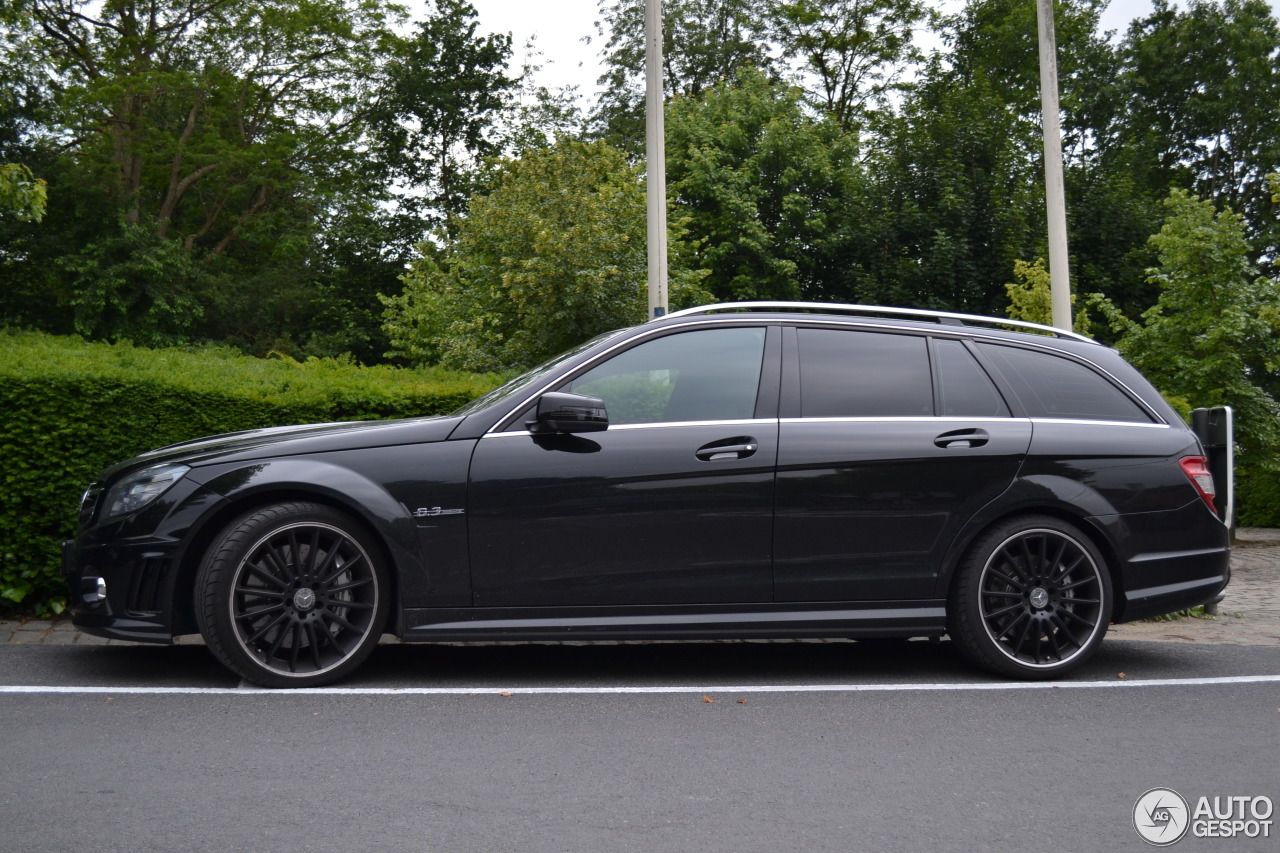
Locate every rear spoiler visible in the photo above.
<box><xmin>1191</xmin><ymin>406</ymin><xmax>1234</xmax><ymax>529</ymax></box>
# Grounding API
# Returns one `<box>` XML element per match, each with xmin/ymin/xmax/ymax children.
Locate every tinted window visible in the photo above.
<box><xmin>978</xmin><ymin>343</ymin><xmax>1152</xmax><ymax>422</ymax></box>
<box><xmin>935</xmin><ymin>339</ymin><xmax>1010</xmax><ymax>417</ymax></box>
<box><xmin>571</xmin><ymin>327</ymin><xmax>766</xmax><ymax>424</ymax></box>
<box><xmin>798</xmin><ymin>329</ymin><xmax>932</xmax><ymax>417</ymax></box>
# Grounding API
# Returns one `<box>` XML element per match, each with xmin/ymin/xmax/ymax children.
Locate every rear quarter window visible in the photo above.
<box><xmin>977</xmin><ymin>343</ymin><xmax>1153</xmax><ymax>423</ymax></box>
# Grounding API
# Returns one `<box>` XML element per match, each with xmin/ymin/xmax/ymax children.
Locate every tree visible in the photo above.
<box><xmin>766</xmin><ymin>0</ymin><xmax>932</xmax><ymax>131</ymax></box>
<box><xmin>369</xmin><ymin>0</ymin><xmax>515</xmax><ymax>234</ymax></box>
<box><xmin>665</xmin><ymin>69</ymin><xmax>860</xmax><ymax>301</ymax></box>
<box><xmin>1</xmin><ymin>0</ymin><xmax>403</xmax><ymax>344</ymax></box>
<box><xmin>382</xmin><ymin>140</ymin><xmax>710</xmax><ymax>372</ymax></box>
<box><xmin>0</xmin><ymin>163</ymin><xmax>46</xmax><ymax>221</ymax></box>
<box><xmin>1111</xmin><ymin>0</ymin><xmax>1280</xmax><ymax>268</ymax></box>
<box><xmin>1089</xmin><ymin>189</ymin><xmax>1280</xmax><ymax>469</ymax></box>
<box><xmin>592</xmin><ymin>0</ymin><xmax>773</xmax><ymax>148</ymax></box>
<box><xmin>1003</xmin><ymin>257</ymin><xmax>1090</xmax><ymax>334</ymax></box>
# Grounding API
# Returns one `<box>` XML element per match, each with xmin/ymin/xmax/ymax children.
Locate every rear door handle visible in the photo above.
<box><xmin>696</xmin><ymin>437</ymin><xmax>759</xmax><ymax>461</ymax></box>
<box><xmin>934</xmin><ymin>428</ymin><xmax>990</xmax><ymax>449</ymax></box>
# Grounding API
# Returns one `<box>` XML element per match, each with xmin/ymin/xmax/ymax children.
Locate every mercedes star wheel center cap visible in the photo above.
<box><xmin>1029</xmin><ymin>587</ymin><xmax>1050</xmax><ymax>609</ymax></box>
<box><xmin>293</xmin><ymin>588</ymin><xmax>317</xmax><ymax>612</ymax></box>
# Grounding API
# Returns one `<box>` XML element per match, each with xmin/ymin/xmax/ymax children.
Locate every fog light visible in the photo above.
<box><xmin>82</xmin><ymin>576</ymin><xmax>107</xmax><ymax>604</ymax></box>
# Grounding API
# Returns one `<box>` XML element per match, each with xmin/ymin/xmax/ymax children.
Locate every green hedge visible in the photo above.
<box><xmin>0</xmin><ymin>330</ymin><xmax>500</xmax><ymax>615</ymax></box>
<box><xmin>1237</xmin><ymin>468</ymin><xmax>1280</xmax><ymax>528</ymax></box>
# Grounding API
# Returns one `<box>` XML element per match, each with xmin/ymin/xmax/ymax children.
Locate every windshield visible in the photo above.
<box><xmin>450</xmin><ymin>328</ymin><xmax>631</xmax><ymax>417</ymax></box>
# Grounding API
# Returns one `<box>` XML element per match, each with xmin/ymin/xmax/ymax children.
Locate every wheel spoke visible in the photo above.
<box><xmin>320</xmin><ymin>555</ymin><xmax>366</xmax><ymax>588</ymax></box>
<box><xmin>1058</xmin><ymin>607</ymin><xmax>1096</xmax><ymax>628</ymax></box>
<box><xmin>244</xmin><ymin>561</ymin><xmax>288</xmax><ymax>590</ymax></box>
<box><xmin>235</xmin><ymin>585</ymin><xmax>288</xmax><ymax>600</ymax></box>
<box><xmin>1051</xmin><ymin>553</ymin><xmax>1085</xmax><ymax>583</ymax></box>
<box><xmin>326</xmin><ymin>577</ymin><xmax>373</xmax><ymax>596</ymax></box>
<box><xmin>262</xmin><ymin>542</ymin><xmax>296</xmax><ymax>582</ymax></box>
<box><xmin>236</xmin><ymin>602</ymin><xmax>286</xmax><ymax>622</ymax></box>
<box><xmin>985</xmin><ymin>601</ymin><xmax>1025</xmax><ymax>620</ymax></box>
<box><xmin>1049</xmin><ymin>613</ymin><xmax>1081</xmax><ymax>649</ymax></box>
<box><xmin>304</xmin><ymin>623</ymin><xmax>324</xmax><ymax>671</ymax></box>
<box><xmin>246</xmin><ymin>611</ymin><xmax>288</xmax><ymax>646</ymax></box>
<box><xmin>320</xmin><ymin>609</ymin><xmax>362</xmax><ymax>634</ymax></box>
<box><xmin>1010</xmin><ymin>616</ymin><xmax>1034</xmax><ymax>656</ymax></box>
<box><xmin>995</xmin><ymin>610</ymin><xmax>1029</xmax><ymax>642</ymax></box>
<box><xmin>987</xmin><ymin>567</ymin><xmax>1027</xmax><ymax>591</ymax></box>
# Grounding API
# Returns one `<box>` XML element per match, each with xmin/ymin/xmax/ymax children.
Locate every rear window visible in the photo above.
<box><xmin>977</xmin><ymin>344</ymin><xmax>1152</xmax><ymax>423</ymax></box>
<box><xmin>935</xmin><ymin>339</ymin><xmax>1010</xmax><ymax>417</ymax></box>
<box><xmin>798</xmin><ymin>329</ymin><xmax>933</xmax><ymax>417</ymax></box>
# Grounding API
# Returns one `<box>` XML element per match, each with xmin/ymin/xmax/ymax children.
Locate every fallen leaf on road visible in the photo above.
<box><xmin>499</xmin><ymin>691</ymin><xmax>513</xmax><ymax>697</ymax></box>
<box><xmin>737</xmin><ymin>699</ymin><xmax>748</xmax><ymax>705</ymax></box>
<box><xmin>702</xmin><ymin>695</ymin><xmax>715</xmax><ymax>703</ymax></box>
<box><xmin>1117</xmin><ymin>672</ymin><xmax>1126</xmax><ymax>679</ymax></box>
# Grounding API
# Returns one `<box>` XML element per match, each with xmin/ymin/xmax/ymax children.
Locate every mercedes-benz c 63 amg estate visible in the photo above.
<box><xmin>64</xmin><ymin>303</ymin><xmax>1233</xmax><ymax>686</ymax></box>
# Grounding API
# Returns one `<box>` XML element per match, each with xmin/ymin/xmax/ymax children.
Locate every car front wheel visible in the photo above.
<box><xmin>196</xmin><ymin>502</ymin><xmax>389</xmax><ymax>688</ymax></box>
<box><xmin>949</xmin><ymin>516</ymin><xmax>1112</xmax><ymax>679</ymax></box>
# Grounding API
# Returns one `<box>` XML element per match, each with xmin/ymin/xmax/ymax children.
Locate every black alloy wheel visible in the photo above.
<box><xmin>949</xmin><ymin>515</ymin><xmax>1112</xmax><ymax>679</ymax></box>
<box><xmin>196</xmin><ymin>502</ymin><xmax>389</xmax><ymax>687</ymax></box>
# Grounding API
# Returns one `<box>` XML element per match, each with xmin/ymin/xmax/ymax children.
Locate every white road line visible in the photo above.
<box><xmin>1</xmin><ymin>674</ymin><xmax>1278</xmax><ymax>695</ymax></box>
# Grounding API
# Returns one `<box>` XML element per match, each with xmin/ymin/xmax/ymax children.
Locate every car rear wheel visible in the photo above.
<box><xmin>196</xmin><ymin>502</ymin><xmax>389</xmax><ymax>688</ymax></box>
<box><xmin>949</xmin><ymin>516</ymin><xmax>1112</xmax><ymax>679</ymax></box>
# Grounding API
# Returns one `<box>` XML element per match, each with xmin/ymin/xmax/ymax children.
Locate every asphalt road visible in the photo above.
<box><xmin>3</xmin><ymin>639</ymin><xmax>1278</xmax><ymax>853</ymax></box>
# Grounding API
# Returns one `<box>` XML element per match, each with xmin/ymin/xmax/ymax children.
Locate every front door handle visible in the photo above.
<box><xmin>934</xmin><ymin>428</ymin><xmax>990</xmax><ymax>449</ymax></box>
<box><xmin>696</xmin><ymin>437</ymin><xmax>759</xmax><ymax>461</ymax></box>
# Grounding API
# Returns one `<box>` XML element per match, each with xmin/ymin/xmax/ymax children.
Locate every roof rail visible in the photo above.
<box><xmin>657</xmin><ymin>301</ymin><xmax>1097</xmax><ymax>344</ymax></box>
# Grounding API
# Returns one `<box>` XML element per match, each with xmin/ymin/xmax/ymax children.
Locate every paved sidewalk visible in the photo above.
<box><xmin>5</xmin><ymin>529</ymin><xmax>1277</xmax><ymax>647</ymax></box>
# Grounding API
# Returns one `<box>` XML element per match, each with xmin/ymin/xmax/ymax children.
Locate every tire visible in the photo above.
<box><xmin>196</xmin><ymin>502</ymin><xmax>390</xmax><ymax>688</ymax></box>
<box><xmin>948</xmin><ymin>515</ymin><xmax>1112</xmax><ymax>679</ymax></box>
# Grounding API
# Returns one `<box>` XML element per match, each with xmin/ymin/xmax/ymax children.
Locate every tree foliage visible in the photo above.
<box><xmin>666</xmin><ymin>69</ymin><xmax>859</xmax><ymax>301</ymax></box>
<box><xmin>382</xmin><ymin>140</ymin><xmax>710</xmax><ymax>372</ymax></box>
<box><xmin>0</xmin><ymin>163</ymin><xmax>46</xmax><ymax>221</ymax></box>
<box><xmin>1090</xmin><ymin>189</ymin><xmax>1280</xmax><ymax>468</ymax></box>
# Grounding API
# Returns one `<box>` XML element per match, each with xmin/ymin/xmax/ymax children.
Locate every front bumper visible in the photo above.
<box><xmin>63</xmin><ymin>535</ymin><xmax>178</xmax><ymax>644</ymax></box>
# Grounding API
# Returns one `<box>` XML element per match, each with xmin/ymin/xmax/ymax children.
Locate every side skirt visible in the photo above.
<box><xmin>401</xmin><ymin>601</ymin><xmax>947</xmax><ymax>643</ymax></box>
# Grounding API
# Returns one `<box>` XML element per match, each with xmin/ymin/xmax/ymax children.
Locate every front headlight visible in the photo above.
<box><xmin>101</xmin><ymin>464</ymin><xmax>190</xmax><ymax>520</ymax></box>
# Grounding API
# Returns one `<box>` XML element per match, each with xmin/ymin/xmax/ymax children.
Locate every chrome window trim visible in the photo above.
<box><xmin>484</xmin><ymin>417</ymin><xmax>778</xmax><ymax>438</ymax></box>
<box><xmin>487</xmin><ymin>318</ymin><xmax>776</xmax><ymax>435</ymax></box>
<box><xmin>1028</xmin><ymin>418</ymin><xmax>1173</xmax><ymax>430</ymax></box>
<box><xmin>780</xmin><ymin>416</ymin><xmax>1028</xmax><ymax>425</ymax></box>
<box><xmin>485</xmin><ymin>312</ymin><xmax>1169</xmax><ymax>434</ymax></box>
<box><xmin>778</xmin><ymin>416</ymin><xmax>1170</xmax><ymax>429</ymax></box>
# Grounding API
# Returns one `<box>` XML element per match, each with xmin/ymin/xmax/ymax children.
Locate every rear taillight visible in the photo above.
<box><xmin>1180</xmin><ymin>456</ymin><xmax>1218</xmax><ymax>515</ymax></box>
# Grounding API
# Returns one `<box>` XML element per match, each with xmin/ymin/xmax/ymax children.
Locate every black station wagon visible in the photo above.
<box><xmin>64</xmin><ymin>302</ymin><xmax>1233</xmax><ymax>686</ymax></box>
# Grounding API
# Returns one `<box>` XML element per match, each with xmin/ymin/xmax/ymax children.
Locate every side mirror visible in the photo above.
<box><xmin>529</xmin><ymin>392</ymin><xmax>609</xmax><ymax>434</ymax></box>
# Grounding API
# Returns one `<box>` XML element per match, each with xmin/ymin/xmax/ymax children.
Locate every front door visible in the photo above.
<box><xmin>467</xmin><ymin>325</ymin><xmax>779</xmax><ymax>607</ymax></box>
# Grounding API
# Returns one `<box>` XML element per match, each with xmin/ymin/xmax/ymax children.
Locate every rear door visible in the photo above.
<box><xmin>773</xmin><ymin>327</ymin><xmax>1031</xmax><ymax>602</ymax></box>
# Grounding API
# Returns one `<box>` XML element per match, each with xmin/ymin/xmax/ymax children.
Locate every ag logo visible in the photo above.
<box><xmin>1134</xmin><ymin>788</ymin><xmax>1191</xmax><ymax>845</ymax></box>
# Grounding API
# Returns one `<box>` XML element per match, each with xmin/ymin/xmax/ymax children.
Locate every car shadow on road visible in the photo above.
<box><xmin>26</xmin><ymin>635</ymin><xmax>1276</xmax><ymax>689</ymax></box>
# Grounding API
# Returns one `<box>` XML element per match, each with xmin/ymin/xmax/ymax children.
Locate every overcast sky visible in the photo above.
<box><xmin>458</xmin><ymin>0</ymin><xmax>1280</xmax><ymax>98</ymax></box>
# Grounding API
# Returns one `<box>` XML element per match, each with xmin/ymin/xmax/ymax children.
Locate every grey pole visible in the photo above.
<box><xmin>1036</xmin><ymin>0</ymin><xmax>1072</xmax><ymax>331</ymax></box>
<box><xmin>645</xmin><ymin>0</ymin><xmax>669</xmax><ymax>319</ymax></box>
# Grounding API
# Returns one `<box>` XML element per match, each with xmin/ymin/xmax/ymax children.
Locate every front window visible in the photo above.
<box><xmin>569</xmin><ymin>327</ymin><xmax>767</xmax><ymax>424</ymax></box>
